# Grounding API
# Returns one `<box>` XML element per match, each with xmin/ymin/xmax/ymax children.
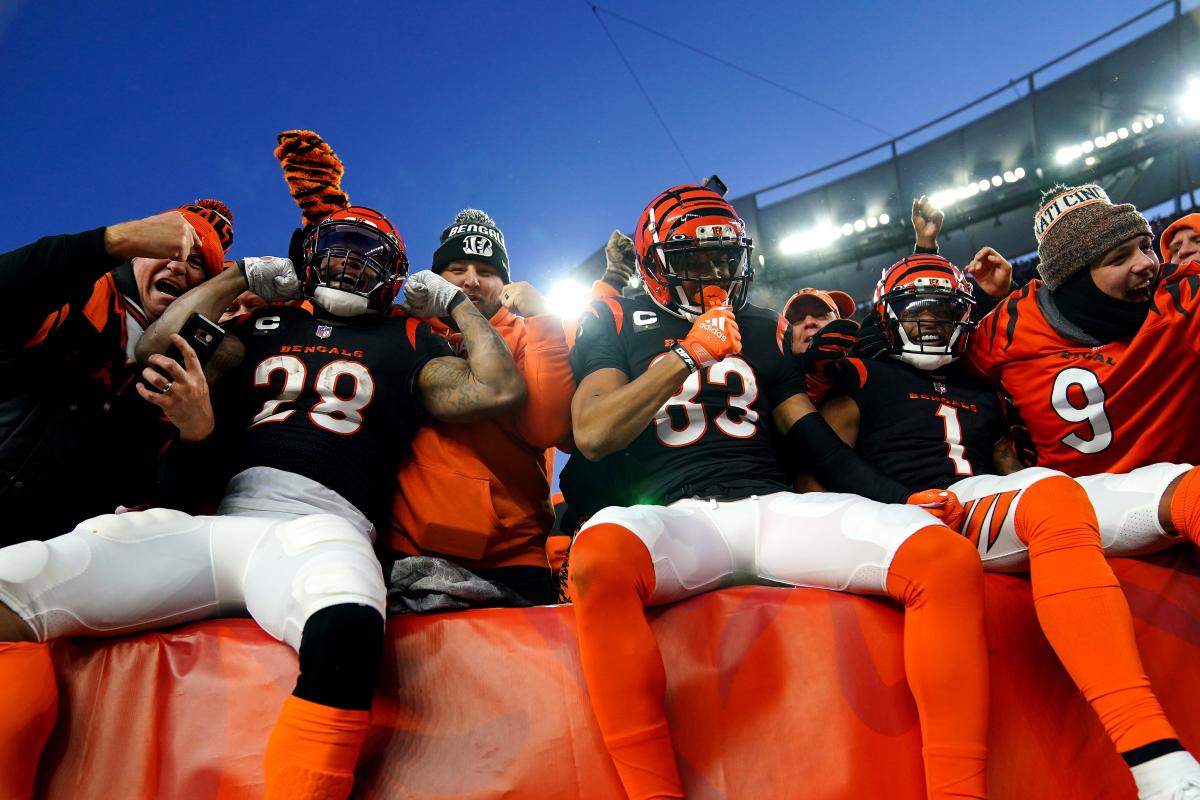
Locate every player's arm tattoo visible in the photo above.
<box><xmin>991</xmin><ymin>436</ymin><xmax>1023</xmax><ymax>475</ymax></box>
<box><xmin>417</xmin><ymin>301</ymin><xmax>526</xmax><ymax>423</ymax></box>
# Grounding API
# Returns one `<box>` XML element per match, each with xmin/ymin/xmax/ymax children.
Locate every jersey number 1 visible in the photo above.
<box><xmin>936</xmin><ymin>404</ymin><xmax>973</xmax><ymax>476</ymax></box>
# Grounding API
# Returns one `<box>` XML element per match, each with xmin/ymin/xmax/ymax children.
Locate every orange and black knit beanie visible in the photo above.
<box><xmin>1034</xmin><ymin>184</ymin><xmax>1150</xmax><ymax>291</ymax></box>
<box><xmin>176</xmin><ymin>198</ymin><xmax>234</xmax><ymax>277</ymax></box>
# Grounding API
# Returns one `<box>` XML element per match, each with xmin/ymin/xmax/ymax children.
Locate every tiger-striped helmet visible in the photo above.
<box><xmin>301</xmin><ymin>205</ymin><xmax>409</xmax><ymax>317</ymax></box>
<box><xmin>634</xmin><ymin>185</ymin><xmax>754</xmax><ymax>320</ymax></box>
<box><xmin>874</xmin><ymin>254</ymin><xmax>975</xmax><ymax>370</ymax></box>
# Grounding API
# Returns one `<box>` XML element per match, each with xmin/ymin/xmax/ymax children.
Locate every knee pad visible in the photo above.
<box><xmin>1076</xmin><ymin>464</ymin><xmax>1192</xmax><ymax>555</ymax></box>
<box><xmin>293</xmin><ymin>603</ymin><xmax>385</xmax><ymax>711</ymax></box>
<box><xmin>0</xmin><ymin>540</ymin><xmax>51</xmax><ymax>587</ymax></box>
<box><xmin>78</xmin><ymin>507</ymin><xmax>198</xmax><ymax>542</ymax></box>
<box><xmin>891</xmin><ymin>525</ymin><xmax>983</xmax><ymax>603</ymax></box>
<box><xmin>243</xmin><ymin>514</ymin><xmax>386</xmax><ymax>651</ymax></box>
<box><xmin>568</xmin><ymin>522</ymin><xmax>655</xmax><ymax>605</ymax></box>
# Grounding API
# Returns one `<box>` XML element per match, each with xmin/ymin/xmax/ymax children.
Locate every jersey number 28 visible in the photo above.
<box><xmin>250</xmin><ymin>355</ymin><xmax>375</xmax><ymax>435</ymax></box>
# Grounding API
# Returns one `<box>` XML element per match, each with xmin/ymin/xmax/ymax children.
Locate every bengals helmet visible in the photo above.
<box><xmin>874</xmin><ymin>254</ymin><xmax>975</xmax><ymax>370</ymax></box>
<box><xmin>301</xmin><ymin>206</ymin><xmax>409</xmax><ymax>316</ymax></box>
<box><xmin>634</xmin><ymin>185</ymin><xmax>754</xmax><ymax>320</ymax></box>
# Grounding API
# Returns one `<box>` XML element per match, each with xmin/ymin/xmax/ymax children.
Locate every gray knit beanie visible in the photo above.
<box><xmin>1034</xmin><ymin>184</ymin><xmax>1151</xmax><ymax>290</ymax></box>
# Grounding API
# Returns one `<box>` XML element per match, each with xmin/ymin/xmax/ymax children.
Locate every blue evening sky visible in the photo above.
<box><xmin>0</xmin><ymin>0</ymin><xmax>1172</xmax><ymax>293</ymax></box>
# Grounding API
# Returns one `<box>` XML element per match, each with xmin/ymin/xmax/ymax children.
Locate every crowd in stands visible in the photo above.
<box><xmin>2</xmin><ymin>129</ymin><xmax>1200</xmax><ymax>800</ymax></box>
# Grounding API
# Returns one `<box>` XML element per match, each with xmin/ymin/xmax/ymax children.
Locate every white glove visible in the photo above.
<box><xmin>400</xmin><ymin>270</ymin><xmax>468</xmax><ymax>318</ymax></box>
<box><xmin>240</xmin><ymin>256</ymin><xmax>301</xmax><ymax>302</ymax></box>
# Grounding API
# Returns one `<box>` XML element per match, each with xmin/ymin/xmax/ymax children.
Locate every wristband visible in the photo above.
<box><xmin>446</xmin><ymin>291</ymin><xmax>468</xmax><ymax>314</ymax></box>
<box><xmin>671</xmin><ymin>343</ymin><xmax>698</xmax><ymax>373</ymax></box>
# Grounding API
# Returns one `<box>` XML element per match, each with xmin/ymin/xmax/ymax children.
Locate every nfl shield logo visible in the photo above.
<box><xmin>316</xmin><ymin>325</ymin><xmax>333</xmax><ymax>339</ymax></box>
<box><xmin>933</xmin><ymin>381</ymin><xmax>947</xmax><ymax>394</ymax></box>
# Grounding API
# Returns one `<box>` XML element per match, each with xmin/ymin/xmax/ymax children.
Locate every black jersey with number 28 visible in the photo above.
<box><xmin>218</xmin><ymin>305</ymin><xmax>452</xmax><ymax>523</ymax></box>
<box><xmin>561</xmin><ymin>294</ymin><xmax>805</xmax><ymax>518</ymax></box>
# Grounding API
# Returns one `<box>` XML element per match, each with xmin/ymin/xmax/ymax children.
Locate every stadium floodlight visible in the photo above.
<box><xmin>975</xmin><ymin>179</ymin><xmax>988</xmax><ymax>192</ymax></box>
<box><xmin>853</xmin><ymin>219</ymin><xmax>866</xmax><ymax>232</ymax></box>
<box><xmin>1003</xmin><ymin>170</ymin><xmax>1016</xmax><ymax>183</ymax></box>
<box><xmin>1132</xmin><ymin>121</ymin><xmax>1143</xmax><ymax>134</ymax></box>
<box><xmin>991</xmin><ymin>175</ymin><xmax>1003</xmax><ymax>187</ymax></box>
<box><xmin>1156</xmin><ymin>113</ymin><xmax>1165</xmax><ymax>124</ymax></box>
<box><xmin>1094</xmin><ymin>136</ymin><xmax>1107</xmax><ymax>148</ymax></box>
<box><xmin>1014</xmin><ymin>167</ymin><xmax>1025</xmax><ymax>180</ymax></box>
<box><xmin>929</xmin><ymin>190</ymin><xmax>956</xmax><ymax>208</ymax></box>
<box><xmin>1144</xmin><ymin>116</ymin><xmax>1155</xmax><ymax>128</ymax></box>
<box><xmin>1117</xmin><ymin>127</ymin><xmax>1129</xmax><ymax>139</ymax></box>
<box><xmin>841</xmin><ymin>223</ymin><xmax>854</xmax><ymax>236</ymax></box>
<box><xmin>879</xmin><ymin>213</ymin><xmax>890</xmax><ymax>225</ymax></box>
<box><xmin>1085</xmin><ymin>156</ymin><xmax>1097</xmax><ymax>167</ymax></box>
<box><xmin>1081</xmin><ymin>140</ymin><xmax>1095</xmax><ymax>153</ymax></box>
<box><xmin>1105</xmin><ymin>131</ymin><xmax>1118</xmax><ymax>145</ymax></box>
<box><xmin>546</xmin><ymin>279</ymin><xmax>595</xmax><ymax>320</ymax></box>
<box><xmin>866</xmin><ymin>216</ymin><xmax>878</xmax><ymax>228</ymax></box>
<box><xmin>1182</xmin><ymin>79</ymin><xmax>1200</xmax><ymax>121</ymax></box>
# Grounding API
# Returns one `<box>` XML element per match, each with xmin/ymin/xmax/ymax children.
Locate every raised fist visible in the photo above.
<box><xmin>240</xmin><ymin>256</ymin><xmax>301</xmax><ymax>302</ymax></box>
<box><xmin>603</xmin><ymin>229</ymin><xmax>636</xmax><ymax>286</ymax></box>
<box><xmin>104</xmin><ymin>211</ymin><xmax>200</xmax><ymax>262</ymax></box>
<box><xmin>677</xmin><ymin>306</ymin><xmax>741</xmax><ymax>369</ymax></box>
<box><xmin>400</xmin><ymin>269</ymin><xmax>468</xmax><ymax>318</ymax></box>
<box><xmin>911</xmin><ymin>195</ymin><xmax>945</xmax><ymax>250</ymax></box>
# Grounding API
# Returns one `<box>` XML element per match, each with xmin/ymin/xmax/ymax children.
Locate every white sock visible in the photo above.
<box><xmin>1132</xmin><ymin>751</ymin><xmax>1200</xmax><ymax>799</ymax></box>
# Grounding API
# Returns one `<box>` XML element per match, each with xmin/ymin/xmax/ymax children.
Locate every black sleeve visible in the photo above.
<box><xmin>913</xmin><ymin>243</ymin><xmax>939</xmax><ymax>255</ymax></box>
<box><xmin>2</xmin><ymin>227</ymin><xmax>122</xmax><ymax>346</ymax></box>
<box><xmin>784</xmin><ymin>413</ymin><xmax>912</xmax><ymax>504</ymax></box>
<box><xmin>569</xmin><ymin>301</ymin><xmax>629</xmax><ymax>382</ymax></box>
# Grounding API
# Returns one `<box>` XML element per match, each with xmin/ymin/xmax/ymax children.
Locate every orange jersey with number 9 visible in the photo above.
<box><xmin>967</xmin><ymin>260</ymin><xmax>1200</xmax><ymax>476</ymax></box>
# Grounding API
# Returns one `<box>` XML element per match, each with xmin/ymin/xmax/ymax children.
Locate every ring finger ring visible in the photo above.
<box><xmin>162</xmin><ymin>380</ymin><xmax>173</xmax><ymax>394</ymax></box>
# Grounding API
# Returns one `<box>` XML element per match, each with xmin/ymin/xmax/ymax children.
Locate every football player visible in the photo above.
<box><xmin>562</xmin><ymin>184</ymin><xmax>991</xmax><ymax>800</ymax></box>
<box><xmin>0</xmin><ymin>205</ymin><xmax>527</xmax><ymax>800</ymax></box>
<box><xmin>805</xmin><ymin>253</ymin><xmax>1200</xmax><ymax>800</ymax></box>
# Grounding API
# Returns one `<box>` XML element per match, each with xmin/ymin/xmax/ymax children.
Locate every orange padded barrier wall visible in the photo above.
<box><xmin>37</xmin><ymin>550</ymin><xmax>1200</xmax><ymax>799</ymax></box>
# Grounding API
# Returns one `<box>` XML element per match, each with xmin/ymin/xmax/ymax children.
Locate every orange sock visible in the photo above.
<box><xmin>1169</xmin><ymin>466</ymin><xmax>1200</xmax><ymax>547</ymax></box>
<box><xmin>886</xmin><ymin>526</ymin><xmax>989</xmax><ymax>800</ymax></box>
<box><xmin>568</xmin><ymin>523</ymin><xmax>683</xmax><ymax>800</ymax></box>
<box><xmin>0</xmin><ymin>642</ymin><xmax>58</xmax><ymax>800</ymax></box>
<box><xmin>1017</xmin><ymin>475</ymin><xmax>1177</xmax><ymax>753</ymax></box>
<box><xmin>263</xmin><ymin>694</ymin><xmax>369</xmax><ymax>800</ymax></box>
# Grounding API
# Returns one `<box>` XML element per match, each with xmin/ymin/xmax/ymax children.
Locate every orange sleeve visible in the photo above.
<box><xmin>511</xmin><ymin>315</ymin><xmax>576</xmax><ymax>450</ymax></box>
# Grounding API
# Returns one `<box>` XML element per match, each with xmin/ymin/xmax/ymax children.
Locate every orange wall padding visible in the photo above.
<box><xmin>37</xmin><ymin>550</ymin><xmax>1200</xmax><ymax>799</ymax></box>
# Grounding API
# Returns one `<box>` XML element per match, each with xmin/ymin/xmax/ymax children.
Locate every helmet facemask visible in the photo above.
<box><xmin>644</xmin><ymin>227</ymin><xmax>753</xmax><ymax>320</ymax></box>
<box><xmin>302</xmin><ymin>218</ymin><xmax>407</xmax><ymax>317</ymax></box>
<box><xmin>881</xmin><ymin>280</ymin><xmax>974</xmax><ymax>370</ymax></box>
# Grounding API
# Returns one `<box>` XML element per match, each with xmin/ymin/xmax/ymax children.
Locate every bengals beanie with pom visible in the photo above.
<box><xmin>432</xmin><ymin>209</ymin><xmax>510</xmax><ymax>283</ymax></box>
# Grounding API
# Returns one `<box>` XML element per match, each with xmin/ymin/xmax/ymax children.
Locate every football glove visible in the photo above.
<box><xmin>400</xmin><ymin>270</ymin><xmax>468</xmax><ymax>318</ymax></box>
<box><xmin>801</xmin><ymin>318</ymin><xmax>859</xmax><ymax>406</ymax></box>
<box><xmin>676</xmin><ymin>306</ymin><xmax>741</xmax><ymax>371</ymax></box>
<box><xmin>906</xmin><ymin>489</ymin><xmax>965</xmax><ymax>533</ymax></box>
<box><xmin>239</xmin><ymin>256</ymin><xmax>301</xmax><ymax>302</ymax></box>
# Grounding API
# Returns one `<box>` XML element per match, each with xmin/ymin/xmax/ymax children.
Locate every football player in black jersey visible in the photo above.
<box><xmin>562</xmin><ymin>184</ymin><xmax>992</xmax><ymax>800</ymax></box>
<box><xmin>804</xmin><ymin>253</ymin><xmax>1200</xmax><ymax>799</ymax></box>
<box><xmin>0</xmin><ymin>205</ymin><xmax>527</xmax><ymax>800</ymax></box>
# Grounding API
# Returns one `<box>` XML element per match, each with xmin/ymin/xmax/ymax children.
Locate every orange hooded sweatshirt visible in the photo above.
<box><xmin>386</xmin><ymin>307</ymin><xmax>575</xmax><ymax>570</ymax></box>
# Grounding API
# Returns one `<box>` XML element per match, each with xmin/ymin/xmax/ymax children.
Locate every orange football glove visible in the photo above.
<box><xmin>906</xmin><ymin>488</ymin><xmax>965</xmax><ymax>533</ymax></box>
<box><xmin>678</xmin><ymin>306</ymin><xmax>741</xmax><ymax>369</ymax></box>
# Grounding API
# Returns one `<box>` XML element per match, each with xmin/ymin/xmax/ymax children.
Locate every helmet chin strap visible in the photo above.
<box><xmin>895</xmin><ymin>350</ymin><xmax>955</xmax><ymax>370</ymax></box>
<box><xmin>312</xmin><ymin>287</ymin><xmax>376</xmax><ymax>317</ymax></box>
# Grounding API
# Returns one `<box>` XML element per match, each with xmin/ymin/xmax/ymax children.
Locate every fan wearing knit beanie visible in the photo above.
<box><xmin>0</xmin><ymin>199</ymin><xmax>235</xmax><ymax>546</ymax></box>
<box><xmin>430</xmin><ymin>209</ymin><xmax>513</xmax><ymax>319</ymax></box>
<box><xmin>906</xmin><ymin>184</ymin><xmax>1200</xmax><ymax>798</ymax></box>
<box><xmin>386</xmin><ymin>207</ymin><xmax>574</xmax><ymax>606</ymax></box>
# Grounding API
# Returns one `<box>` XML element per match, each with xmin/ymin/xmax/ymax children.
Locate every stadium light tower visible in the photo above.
<box><xmin>1182</xmin><ymin>78</ymin><xmax>1200</xmax><ymax>122</ymax></box>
